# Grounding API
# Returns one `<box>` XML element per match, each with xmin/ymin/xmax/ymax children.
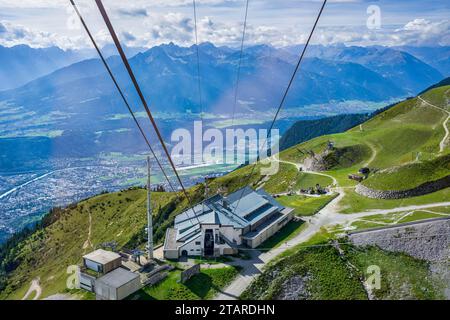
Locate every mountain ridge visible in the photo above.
<box><xmin>1</xmin><ymin>42</ymin><xmax>443</xmax><ymax>116</ymax></box>
<box><xmin>0</xmin><ymin>44</ymin><xmax>85</xmax><ymax>91</ymax></box>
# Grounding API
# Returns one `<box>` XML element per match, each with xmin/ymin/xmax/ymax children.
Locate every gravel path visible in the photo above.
<box><xmin>363</xmin><ymin>141</ymin><xmax>377</xmax><ymax>167</ymax></box>
<box><xmin>22</xmin><ymin>278</ymin><xmax>42</xmax><ymax>300</ymax></box>
<box><xmin>418</xmin><ymin>95</ymin><xmax>449</xmax><ymax>153</ymax></box>
<box><xmin>82</xmin><ymin>210</ymin><xmax>92</xmax><ymax>251</ymax></box>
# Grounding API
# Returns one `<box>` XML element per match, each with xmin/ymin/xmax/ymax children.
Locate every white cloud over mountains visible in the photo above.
<box><xmin>0</xmin><ymin>1</ymin><xmax>448</xmax><ymax>49</ymax></box>
<box><xmin>308</xmin><ymin>18</ymin><xmax>450</xmax><ymax>47</ymax></box>
<box><xmin>102</xmin><ymin>14</ymin><xmax>450</xmax><ymax>48</ymax></box>
<box><xmin>0</xmin><ymin>21</ymin><xmax>85</xmax><ymax>49</ymax></box>
<box><xmin>396</xmin><ymin>19</ymin><xmax>450</xmax><ymax>46</ymax></box>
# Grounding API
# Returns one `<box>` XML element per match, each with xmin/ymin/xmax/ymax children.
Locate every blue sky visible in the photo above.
<box><xmin>0</xmin><ymin>0</ymin><xmax>448</xmax><ymax>49</ymax></box>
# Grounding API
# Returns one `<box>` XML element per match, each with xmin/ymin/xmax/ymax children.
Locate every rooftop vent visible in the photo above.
<box><xmin>222</xmin><ymin>197</ymin><xmax>229</xmax><ymax>209</ymax></box>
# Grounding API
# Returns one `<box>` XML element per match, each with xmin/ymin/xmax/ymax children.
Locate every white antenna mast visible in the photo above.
<box><xmin>147</xmin><ymin>156</ymin><xmax>153</xmax><ymax>260</ymax></box>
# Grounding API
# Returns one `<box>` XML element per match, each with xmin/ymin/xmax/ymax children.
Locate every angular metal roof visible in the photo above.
<box><xmin>173</xmin><ymin>187</ymin><xmax>286</xmax><ymax>242</ymax></box>
<box><xmin>228</xmin><ymin>191</ymin><xmax>269</xmax><ymax>218</ymax></box>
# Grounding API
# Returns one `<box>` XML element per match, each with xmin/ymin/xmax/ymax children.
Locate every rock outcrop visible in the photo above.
<box><xmin>349</xmin><ymin>219</ymin><xmax>450</xmax><ymax>299</ymax></box>
<box><xmin>349</xmin><ymin>218</ymin><xmax>450</xmax><ymax>262</ymax></box>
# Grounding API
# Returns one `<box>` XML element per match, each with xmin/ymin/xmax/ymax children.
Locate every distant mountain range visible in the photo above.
<box><xmin>0</xmin><ymin>42</ymin><xmax>447</xmax><ymax>171</ymax></box>
<box><xmin>1</xmin><ymin>43</ymin><xmax>446</xmax><ymax>115</ymax></box>
<box><xmin>394</xmin><ymin>45</ymin><xmax>450</xmax><ymax>77</ymax></box>
<box><xmin>0</xmin><ymin>45</ymin><xmax>84</xmax><ymax>91</ymax></box>
<box><xmin>289</xmin><ymin>44</ymin><xmax>446</xmax><ymax>93</ymax></box>
<box><xmin>0</xmin><ymin>44</ymin><xmax>148</xmax><ymax>91</ymax></box>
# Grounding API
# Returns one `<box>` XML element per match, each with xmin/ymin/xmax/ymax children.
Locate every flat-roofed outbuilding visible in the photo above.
<box><xmin>83</xmin><ymin>249</ymin><xmax>122</xmax><ymax>274</ymax></box>
<box><xmin>95</xmin><ymin>267</ymin><xmax>141</xmax><ymax>300</ymax></box>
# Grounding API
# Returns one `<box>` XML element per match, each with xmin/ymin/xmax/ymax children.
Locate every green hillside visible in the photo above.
<box><xmin>362</xmin><ymin>154</ymin><xmax>450</xmax><ymax>191</ymax></box>
<box><xmin>0</xmin><ymin>188</ymin><xmax>197</xmax><ymax>299</ymax></box>
<box><xmin>1</xmin><ymin>84</ymin><xmax>449</xmax><ymax>300</ymax></box>
<box><xmin>279</xmin><ymin>85</ymin><xmax>450</xmax><ymax>212</ymax></box>
<box><xmin>419</xmin><ymin>76</ymin><xmax>450</xmax><ymax>97</ymax></box>
<box><xmin>281</xmin><ymin>95</ymin><xmax>446</xmax><ymax>167</ymax></box>
<box><xmin>279</xmin><ymin>113</ymin><xmax>371</xmax><ymax>151</ymax></box>
<box><xmin>241</xmin><ymin>242</ymin><xmax>444</xmax><ymax>300</ymax></box>
<box><xmin>0</xmin><ymin>160</ymin><xmax>324</xmax><ymax>299</ymax></box>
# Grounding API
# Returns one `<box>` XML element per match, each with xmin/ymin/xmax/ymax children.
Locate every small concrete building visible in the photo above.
<box><xmin>95</xmin><ymin>267</ymin><xmax>141</xmax><ymax>300</ymax></box>
<box><xmin>164</xmin><ymin>187</ymin><xmax>294</xmax><ymax>259</ymax></box>
<box><xmin>83</xmin><ymin>249</ymin><xmax>122</xmax><ymax>274</ymax></box>
<box><xmin>80</xmin><ymin>249</ymin><xmax>142</xmax><ymax>300</ymax></box>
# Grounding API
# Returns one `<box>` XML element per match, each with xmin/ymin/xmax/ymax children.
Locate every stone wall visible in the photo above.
<box><xmin>355</xmin><ymin>175</ymin><xmax>450</xmax><ymax>199</ymax></box>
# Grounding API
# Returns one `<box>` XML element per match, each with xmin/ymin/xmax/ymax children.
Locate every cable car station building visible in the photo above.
<box><xmin>163</xmin><ymin>187</ymin><xmax>294</xmax><ymax>259</ymax></box>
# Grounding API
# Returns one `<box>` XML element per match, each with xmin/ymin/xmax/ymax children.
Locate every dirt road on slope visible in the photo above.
<box><xmin>22</xmin><ymin>278</ymin><xmax>42</xmax><ymax>300</ymax></box>
<box><xmin>418</xmin><ymin>95</ymin><xmax>449</xmax><ymax>153</ymax></box>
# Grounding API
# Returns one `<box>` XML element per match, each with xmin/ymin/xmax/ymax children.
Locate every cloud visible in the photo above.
<box><xmin>135</xmin><ymin>13</ymin><xmax>281</xmax><ymax>47</ymax></box>
<box><xmin>0</xmin><ymin>20</ymin><xmax>87</xmax><ymax>49</ymax></box>
<box><xmin>0</xmin><ymin>1</ymin><xmax>448</xmax><ymax>49</ymax></box>
<box><xmin>146</xmin><ymin>13</ymin><xmax>194</xmax><ymax>44</ymax></box>
<box><xmin>122</xmin><ymin>31</ymin><xmax>137</xmax><ymax>42</ymax></box>
<box><xmin>394</xmin><ymin>19</ymin><xmax>450</xmax><ymax>46</ymax></box>
<box><xmin>0</xmin><ymin>1</ymin><xmax>65</xmax><ymax>9</ymax></box>
<box><xmin>0</xmin><ymin>22</ymin><xmax>7</xmax><ymax>33</ymax></box>
<box><xmin>117</xmin><ymin>8</ymin><xmax>148</xmax><ymax>17</ymax></box>
<box><xmin>402</xmin><ymin>18</ymin><xmax>431</xmax><ymax>31</ymax></box>
<box><xmin>110</xmin><ymin>10</ymin><xmax>450</xmax><ymax>49</ymax></box>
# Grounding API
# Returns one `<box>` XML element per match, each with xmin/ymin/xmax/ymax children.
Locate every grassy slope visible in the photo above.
<box><xmin>362</xmin><ymin>154</ymin><xmax>450</xmax><ymax>191</ymax></box>
<box><xmin>0</xmin><ymin>189</ymin><xmax>184</xmax><ymax>299</ymax></box>
<box><xmin>281</xmin><ymin>86</ymin><xmax>449</xmax><ymax>167</ymax></box>
<box><xmin>240</xmin><ymin>86</ymin><xmax>450</xmax><ymax>300</ymax></box>
<box><xmin>208</xmin><ymin>162</ymin><xmax>299</xmax><ymax>194</ymax></box>
<box><xmin>295</xmin><ymin>172</ymin><xmax>333</xmax><ymax>189</ymax></box>
<box><xmin>242</xmin><ymin>243</ymin><xmax>444</xmax><ymax>300</ymax></box>
<box><xmin>420</xmin><ymin>85</ymin><xmax>450</xmax><ymax>111</ymax></box>
<box><xmin>279</xmin><ymin>86</ymin><xmax>450</xmax><ymax>213</ymax></box>
<box><xmin>243</xmin><ymin>87</ymin><xmax>449</xmax><ymax>300</ymax></box>
<box><xmin>347</xmin><ymin>209</ymin><xmax>447</xmax><ymax>230</ymax></box>
<box><xmin>131</xmin><ymin>266</ymin><xmax>239</xmax><ymax>300</ymax></box>
<box><xmin>241</xmin><ymin>245</ymin><xmax>368</xmax><ymax>300</ymax></box>
<box><xmin>338</xmin><ymin>188</ymin><xmax>450</xmax><ymax>214</ymax></box>
<box><xmin>277</xmin><ymin>194</ymin><xmax>337</xmax><ymax>216</ymax></box>
<box><xmin>257</xmin><ymin>193</ymin><xmax>338</xmax><ymax>250</ymax></box>
<box><xmin>279</xmin><ymin>113</ymin><xmax>370</xmax><ymax>151</ymax></box>
<box><xmin>344</xmin><ymin>245</ymin><xmax>444</xmax><ymax>300</ymax></box>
